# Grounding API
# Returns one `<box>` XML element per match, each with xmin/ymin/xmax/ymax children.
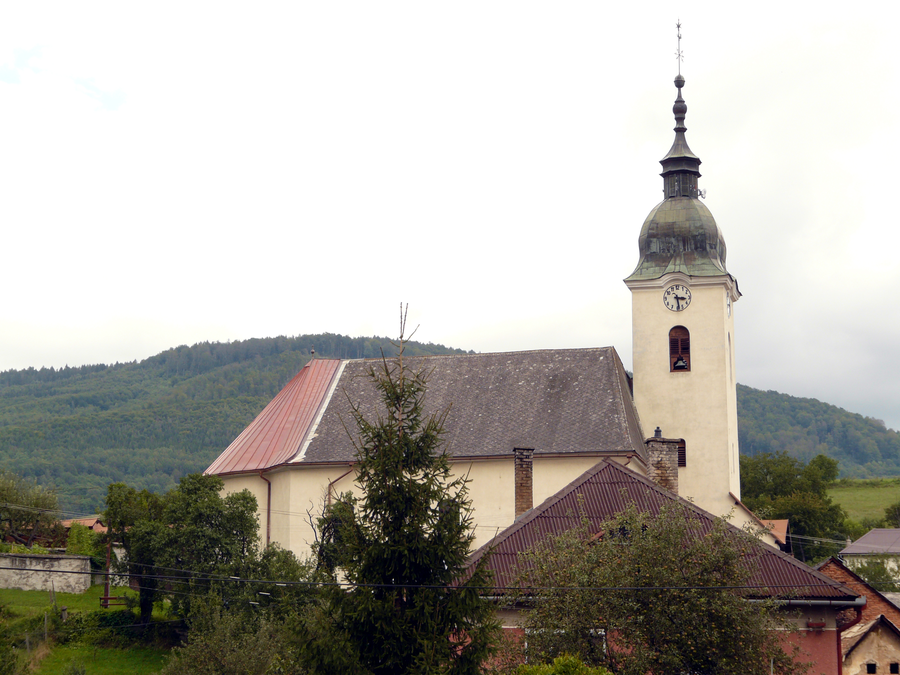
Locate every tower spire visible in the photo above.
<box><xmin>660</xmin><ymin>21</ymin><xmax>701</xmax><ymax>199</ymax></box>
<box><xmin>676</xmin><ymin>19</ymin><xmax>683</xmax><ymax>76</ymax></box>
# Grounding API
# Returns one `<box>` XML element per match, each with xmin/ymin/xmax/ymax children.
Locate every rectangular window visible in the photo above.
<box><xmin>867</xmin><ymin>664</ymin><xmax>877</xmax><ymax>674</ymax></box>
<box><xmin>889</xmin><ymin>664</ymin><xmax>897</xmax><ymax>674</ymax></box>
<box><xmin>677</xmin><ymin>441</ymin><xmax>686</xmax><ymax>467</ymax></box>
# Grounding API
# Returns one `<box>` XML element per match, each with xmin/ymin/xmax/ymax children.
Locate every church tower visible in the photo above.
<box><xmin>624</xmin><ymin>45</ymin><xmax>742</xmax><ymax>517</ymax></box>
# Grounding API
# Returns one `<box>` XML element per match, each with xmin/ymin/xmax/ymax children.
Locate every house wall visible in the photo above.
<box><xmin>221</xmin><ymin>474</ymin><xmax>270</xmax><ymax>546</ymax></box>
<box><xmin>221</xmin><ymin>455</ymin><xmax>634</xmax><ymax>557</ymax></box>
<box><xmin>778</xmin><ymin>607</ymin><xmax>850</xmax><ymax>675</ymax></box>
<box><xmin>843</xmin><ymin>555</ymin><xmax>900</xmax><ymax>581</ymax></box>
<box><xmin>0</xmin><ymin>554</ymin><xmax>91</xmax><ymax>594</ymax></box>
<box><xmin>495</xmin><ymin>606</ymin><xmax>843</xmax><ymax>674</ymax></box>
<box><xmin>843</xmin><ymin>624</ymin><xmax>900</xmax><ymax>675</ymax></box>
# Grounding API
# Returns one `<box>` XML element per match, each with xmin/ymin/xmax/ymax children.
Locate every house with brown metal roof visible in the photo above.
<box><xmin>466</xmin><ymin>459</ymin><xmax>863</xmax><ymax>675</ymax></box>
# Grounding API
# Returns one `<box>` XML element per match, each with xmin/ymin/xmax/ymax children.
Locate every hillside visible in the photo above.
<box><xmin>0</xmin><ymin>334</ymin><xmax>469</xmax><ymax>514</ymax></box>
<box><xmin>737</xmin><ymin>384</ymin><xmax>900</xmax><ymax>478</ymax></box>
<box><xmin>1</xmin><ymin>336</ymin><xmax>898</xmax><ymax>515</ymax></box>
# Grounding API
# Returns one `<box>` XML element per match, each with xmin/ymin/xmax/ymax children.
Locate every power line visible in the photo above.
<box><xmin>0</xmin><ymin>565</ymin><xmax>855</xmax><ymax>595</ymax></box>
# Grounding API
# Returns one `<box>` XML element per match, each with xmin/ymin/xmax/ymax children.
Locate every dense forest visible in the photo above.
<box><xmin>1</xmin><ymin>333</ymin><xmax>898</xmax><ymax>514</ymax></box>
<box><xmin>737</xmin><ymin>384</ymin><xmax>900</xmax><ymax>478</ymax></box>
<box><xmin>0</xmin><ymin>334</ymin><xmax>469</xmax><ymax>514</ymax></box>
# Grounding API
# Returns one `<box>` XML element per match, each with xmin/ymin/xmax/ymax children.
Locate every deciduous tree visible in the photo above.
<box><xmin>0</xmin><ymin>469</ymin><xmax>60</xmax><ymax>547</ymax></box>
<box><xmin>740</xmin><ymin>452</ymin><xmax>845</xmax><ymax>561</ymax></box>
<box><xmin>105</xmin><ymin>474</ymin><xmax>258</xmax><ymax>624</ymax></box>
<box><xmin>515</xmin><ymin>502</ymin><xmax>805</xmax><ymax>675</ymax></box>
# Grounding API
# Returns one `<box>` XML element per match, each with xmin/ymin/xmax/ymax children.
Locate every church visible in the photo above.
<box><xmin>206</xmin><ymin>65</ymin><xmax>766</xmax><ymax>553</ymax></box>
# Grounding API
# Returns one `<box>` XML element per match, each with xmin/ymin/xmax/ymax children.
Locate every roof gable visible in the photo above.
<box><xmin>205</xmin><ymin>359</ymin><xmax>342</xmax><ymax>475</ymax></box>
<box><xmin>469</xmin><ymin>460</ymin><xmax>858</xmax><ymax>601</ymax></box>
<box><xmin>842</xmin><ymin>614</ymin><xmax>900</xmax><ymax>658</ymax></box>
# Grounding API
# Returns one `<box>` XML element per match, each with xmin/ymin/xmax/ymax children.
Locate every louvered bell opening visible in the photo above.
<box><xmin>669</xmin><ymin>326</ymin><xmax>691</xmax><ymax>372</ymax></box>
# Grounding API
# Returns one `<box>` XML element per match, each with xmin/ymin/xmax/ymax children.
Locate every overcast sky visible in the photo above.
<box><xmin>1</xmin><ymin>3</ymin><xmax>898</xmax><ymax>432</ymax></box>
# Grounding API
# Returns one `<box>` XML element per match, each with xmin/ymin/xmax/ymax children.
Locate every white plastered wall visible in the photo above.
<box><xmin>222</xmin><ymin>454</ymin><xmax>639</xmax><ymax>557</ymax></box>
<box><xmin>629</xmin><ymin>272</ymin><xmax>741</xmax><ymax>520</ymax></box>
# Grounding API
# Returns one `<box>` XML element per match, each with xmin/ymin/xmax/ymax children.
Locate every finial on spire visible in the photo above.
<box><xmin>675</xmin><ymin>20</ymin><xmax>683</xmax><ymax>76</ymax></box>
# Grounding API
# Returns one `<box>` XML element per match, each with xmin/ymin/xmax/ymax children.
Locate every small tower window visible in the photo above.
<box><xmin>677</xmin><ymin>440</ymin><xmax>686</xmax><ymax>467</ymax></box>
<box><xmin>669</xmin><ymin>326</ymin><xmax>691</xmax><ymax>372</ymax></box>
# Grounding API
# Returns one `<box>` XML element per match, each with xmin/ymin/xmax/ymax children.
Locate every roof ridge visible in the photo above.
<box><xmin>346</xmin><ymin>346</ymin><xmax>617</xmax><ymax>363</ymax></box>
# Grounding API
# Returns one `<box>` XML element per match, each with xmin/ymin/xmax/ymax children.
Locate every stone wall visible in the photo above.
<box><xmin>0</xmin><ymin>554</ymin><xmax>91</xmax><ymax>594</ymax></box>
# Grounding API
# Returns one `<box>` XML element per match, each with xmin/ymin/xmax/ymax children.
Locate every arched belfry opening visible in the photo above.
<box><xmin>669</xmin><ymin>326</ymin><xmax>690</xmax><ymax>372</ymax></box>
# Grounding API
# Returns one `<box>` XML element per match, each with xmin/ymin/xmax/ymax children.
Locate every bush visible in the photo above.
<box><xmin>517</xmin><ymin>654</ymin><xmax>613</xmax><ymax>674</ymax></box>
<box><xmin>56</xmin><ymin>609</ymin><xmax>140</xmax><ymax>647</ymax></box>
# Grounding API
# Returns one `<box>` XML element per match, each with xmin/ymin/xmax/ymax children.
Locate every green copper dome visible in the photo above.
<box><xmin>626</xmin><ymin>197</ymin><xmax>727</xmax><ymax>280</ymax></box>
<box><xmin>625</xmin><ymin>74</ymin><xmax>730</xmax><ymax>282</ymax></box>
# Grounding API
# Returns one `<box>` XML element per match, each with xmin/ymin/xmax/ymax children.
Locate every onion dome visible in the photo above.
<box><xmin>626</xmin><ymin>75</ymin><xmax>729</xmax><ymax>281</ymax></box>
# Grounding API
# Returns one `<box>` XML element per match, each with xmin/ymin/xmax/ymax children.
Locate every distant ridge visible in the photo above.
<box><xmin>0</xmin><ymin>333</ymin><xmax>469</xmax><ymax>514</ymax></box>
<box><xmin>0</xmin><ymin>335</ymin><xmax>897</xmax><ymax>514</ymax></box>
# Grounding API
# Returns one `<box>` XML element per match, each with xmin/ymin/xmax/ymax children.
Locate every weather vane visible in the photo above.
<box><xmin>675</xmin><ymin>20</ymin><xmax>683</xmax><ymax>75</ymax></box>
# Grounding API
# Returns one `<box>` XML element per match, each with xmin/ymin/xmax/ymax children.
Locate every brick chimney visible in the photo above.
<box><xmin>645</xmin><ymin>428</ymin><xmax>679</xmax><ymax>494</ymax></box>
<box><xmin>514</xmin><ymin>448</ymin><xmax>534</xmax><ymax>518</ymax></box>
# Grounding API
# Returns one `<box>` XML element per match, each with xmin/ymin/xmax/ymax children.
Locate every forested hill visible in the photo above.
<box><xmin>0</xmin><ymin>334</ymin><xmax>470</xmax><ymax>514</ymax></box>
<box><xmin>738</xmin><ymin>384</ymin><xmax>900</xmax><ymax>478</ymax></box>
<box><xmin>1</xmin><ymin>335</ymin><xmax>898</xmax><ymax>515</ymax></box>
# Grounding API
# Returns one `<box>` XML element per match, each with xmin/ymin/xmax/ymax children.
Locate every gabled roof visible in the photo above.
<box><xmin>207</xmin><ymin>347</ymin><xmax>646</xmax><ymax>474</ymax></box>
<box><xmin>205</xmin><ymin>359</ymin><xmax>342</xmax><ymax>475</ymax></box>
<box><xmin>841</xmin><ymin>529</ymin><xmax>900</xmax><ymax>555</ymax></box>
<box><xmin>842</xmin><ymin>614</ymin><xmax>900</xmax><ymax>658</ymax></box>
<box><xmin>761</xmin><ymin>519</ymin><xmax>789</xmax><ymax>546</ymax></box>
<box><xmin>61</xmin><ymin>517</ymin><xmax>107</xmax><ymax>533</ymax></box>
<box><xmin>468</xmin><ymin>460</ymin><xmax>858</xmax><ymax>601</ymax></box>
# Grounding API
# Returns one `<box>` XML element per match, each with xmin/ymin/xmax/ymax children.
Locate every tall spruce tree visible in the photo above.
<box><xmin>306</xmin><ymin>313</ymin><xmax>498</xmax><ymax>675</ymax></box>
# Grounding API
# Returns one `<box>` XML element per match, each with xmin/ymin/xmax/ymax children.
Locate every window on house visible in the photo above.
<box><xmin>677</xmin><ymin>440</ymin><xmax>686</xmax><ymax>467</ymax></box>
<box><xmin>669</xmin><ymin>326</ymin><xmax>690</xmax><ymax>372</ymax></box>
<box><xmin>889</xmin><ymin>664</ymin><xmax>897</xmax><ymax>674</ymax></box>
<box><xmin>867</xmin><ymin>664</ymin><xmax>877</xmax><ymax>674</ymax></box>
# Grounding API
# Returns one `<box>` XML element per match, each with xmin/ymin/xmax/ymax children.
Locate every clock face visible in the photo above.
<box><xmin>663</xmin><ymin>284</ymin><xmax>691</xmax><ymax>312</ymax></box>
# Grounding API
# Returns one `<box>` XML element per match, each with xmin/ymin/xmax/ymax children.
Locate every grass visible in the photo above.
<box><xmin>31</xmin><ymin>643</ymin><xmax>168</xmax><ymax>674</ymax></box>
<box><xmin>0</xmin><ymin>584</ymin><xmax>173</xmax><ymax>674</ymax></box>
<box><xmin>828</xmin><ymin>477</ymin><xmax>900</xmax><ymax>522</ymax></box>
<box><xmin>0</xmin><ymin>584</ymin><xmax>136</xmax><ymax>619</ymax></box>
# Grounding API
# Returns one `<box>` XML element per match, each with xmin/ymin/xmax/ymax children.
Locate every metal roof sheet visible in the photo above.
<box><xmin>468</xmin><ymin>460</ymin><xmax>858</xmax><ymax>601</ymax></box>
<box><xmin>841</xmin><ymin>529</ymin><xmax>900</xmax><ymax>555</ymax></box>
<box><xmin>205</xmin><ymin>359</ymin><xmax>341</xmax><ymax>475</ymax></box>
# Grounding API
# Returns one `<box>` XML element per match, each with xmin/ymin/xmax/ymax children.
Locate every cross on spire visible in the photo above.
<box><xmin>675</xmin><ymin>20</ymin><xmax>683</xmax><ymax>75</ymax></box>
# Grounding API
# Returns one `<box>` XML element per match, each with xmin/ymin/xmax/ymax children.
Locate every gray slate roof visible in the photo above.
<box><xmin>299</xmin><ymin>347</ymin><xmax>646</xmax><ymax>464</ymax></box>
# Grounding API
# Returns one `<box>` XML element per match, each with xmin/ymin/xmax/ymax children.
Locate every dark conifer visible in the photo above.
<box><xmin>308</xmin><ymin>309</ymin><xmax>498</xmax><ymax>675</ymax></box>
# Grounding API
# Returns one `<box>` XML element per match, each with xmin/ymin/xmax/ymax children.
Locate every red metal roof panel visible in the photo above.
<box><xmin>205</xmin><ymin>359</ymin><xmax>341</xmax><ymax>475</ymax></box>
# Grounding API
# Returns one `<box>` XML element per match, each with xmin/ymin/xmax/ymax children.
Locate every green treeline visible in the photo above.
<box><xmin>0</xmin><ymin>333</ymin><xmax>470</xmax><ymax>515</ymax></box>
<box><xmin>737</xmin><ymin>384</ymin><xmax>900</xmax><ymax>478</ymax></box>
